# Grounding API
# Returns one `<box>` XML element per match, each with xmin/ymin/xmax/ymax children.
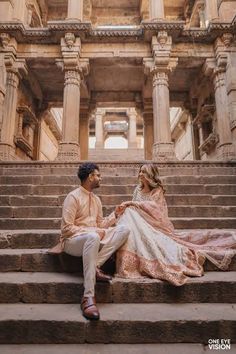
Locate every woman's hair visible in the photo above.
<box><xmin>138</xmin><ymin>164</ymin><xmax>165</xmax><ymax>192</ymax></box>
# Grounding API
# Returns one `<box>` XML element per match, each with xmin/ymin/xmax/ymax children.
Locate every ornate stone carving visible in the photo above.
<box><xmin>152</xmin><ymin>142</ymin><xmax>176</xmax><ymax>161</ymax></box>
<box><xmin>199</xmin><ymin>132</ymin><xmax>219</xmax><ymax>154</ymax></box>
<box><xmin>91</xmin><ymin>28</ymin><xmax>143</xmax><ymax>37</ymax></box>
<box><xmin>64</xmin><ymin>70</ymin><xmax>81</xmax><ymax>86</ymax></box>
<box><xmin>221</xmin><ymin>33</ymin><xmax>234</xmax><ymax>48</ymax></box>
<box><xmin>64</xmin><ymin>32</ymin><xmax>76</xmax><ymax>49</ymax></box>
<box><xmin>0</xmin><ymin>33</ymin><xmax>10</xmax><ymax>49</ymax></box>
<box><xmin>57</xmin><ymin>142</ymin><xmax>80</xmax><ymax>161</ymax></box>
<box><xmin>157</xmin><ymin>31</ymin><xmax>168</xmax><ymax>47</ymax></box>
<box><xmin>152</xmin><ymin>71</ymin><xmax>169</xmax><ymax>88</ymax></box>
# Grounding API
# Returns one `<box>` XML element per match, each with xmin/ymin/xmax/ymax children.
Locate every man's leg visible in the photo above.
<box><xmin>97</xmin><ymin>225</ymin><xmax>130</xmax><ymax>268</ymax></box>
<box><xmin>64</xmin><ymin>233</ymin><xmax>100</xmax><ymax>297</ymax></box>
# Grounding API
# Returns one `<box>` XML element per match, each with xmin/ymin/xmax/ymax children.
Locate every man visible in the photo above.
<box><xmin>60</xmin><ymin>162</ymin><xmax>130</xmax><ymax>320</ymax></box>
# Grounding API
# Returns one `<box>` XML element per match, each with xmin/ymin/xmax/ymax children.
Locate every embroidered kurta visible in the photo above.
<box><xmin>61</xmin><ymin>186</ymin><xmax>116</xmax><ymax>242</ymax></box>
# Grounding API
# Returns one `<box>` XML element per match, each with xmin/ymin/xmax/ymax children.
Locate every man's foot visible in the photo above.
<box><xmin>96</xmin><ymin>267</ymin><xmax>112</xmax><ymax>282</ymax></box>
<box><xmin>81</xmin><ymin>296</ymin><xmax>100</xmax><ymax>320</ymax></box>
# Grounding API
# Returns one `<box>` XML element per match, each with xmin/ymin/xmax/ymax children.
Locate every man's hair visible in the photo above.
<box><xmin>77</xmin><ymin>162</ymin><xmax>99</xmax><ymax>182</ymax></box>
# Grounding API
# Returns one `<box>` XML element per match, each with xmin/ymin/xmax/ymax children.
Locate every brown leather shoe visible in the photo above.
<box><xmin>96</xmin><ymin>267</ymin><xmax>112</xmax><ymax>282</ymax></box>
<box><xmin>81</xmin><ymin>296</ymin><xmax>100</xmax><ymax>320</ymax></box>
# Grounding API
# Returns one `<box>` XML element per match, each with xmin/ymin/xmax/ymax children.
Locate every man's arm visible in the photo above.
<box><xmin>61</xmin><ymin>193</ymin><xmax>82</xmax><ymax>238</ymax></box>
<box><xmin>96</xmin><ymin>197</ymin><xmax>117</xmax><ymax>228</ymax></box>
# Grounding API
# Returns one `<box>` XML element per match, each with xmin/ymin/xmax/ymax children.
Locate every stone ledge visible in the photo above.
<box><xmin>0</xmin><ymin>271</ymin><xmax>235</xmax><ymax>304</ymax></box>
<box><xmin>0</xmin><ymin>303</ymin><xmax>235</xmax><ymax>344</ymax></box>
<box><xmin>0</xmin><ymin>344</ymin><xmax>222</xmax><ymax>354</ymax></box>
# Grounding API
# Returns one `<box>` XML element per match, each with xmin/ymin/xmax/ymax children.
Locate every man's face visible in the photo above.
<box><xmin>89</xmin><ymin>169</ymin><xmax>102</xmax><ymax>189</ymax></box>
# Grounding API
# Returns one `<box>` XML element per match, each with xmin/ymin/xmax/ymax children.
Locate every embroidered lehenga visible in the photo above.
<box><xmin>116</xmin><ymin>186</ymin><xmax>236</xmax><ymax>286</ymax></box>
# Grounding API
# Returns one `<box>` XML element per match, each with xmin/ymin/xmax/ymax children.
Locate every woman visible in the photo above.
<box><xmin>115</xmin><ymin>164</ymin><xmax>236</xmax><ymax>286</ymax></box>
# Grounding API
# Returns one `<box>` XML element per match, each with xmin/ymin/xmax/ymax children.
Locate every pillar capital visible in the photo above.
<box><xmin>127</xmin><ymin>107</ymin><xmax>137</xmax><ymax>118</ymax></box>
<box><xmin>96</xmin><ymin>108</ymin><xmax>105</xmax><ymax>116</ymax></box>
<box><xmin>152</xmin><ymin>70</ymin><xmax>169</xmax><ymax>88</ymax></box>
<box><xmin>64</xmin><ymin>70</ymin><xmax>81</xmax><ymax>87</ymax></box>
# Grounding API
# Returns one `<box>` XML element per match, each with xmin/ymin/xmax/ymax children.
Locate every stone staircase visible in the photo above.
<box><xmin>0</xmin><ymin>161</ymin><xmax>236</xmax><ymax>353</ymax></box>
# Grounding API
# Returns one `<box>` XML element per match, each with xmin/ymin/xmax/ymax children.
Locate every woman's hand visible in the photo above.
<box><xmin>120</xmin><ymin>201</ymin><xmax>134</xmax><ymax>208</ymax></box>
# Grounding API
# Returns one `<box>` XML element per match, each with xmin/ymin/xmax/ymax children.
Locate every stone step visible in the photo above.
<box><xmin>0</xmin><ymin>303</ymin><xmax>235</xmax><ymax>344</ymax></box>
<box><xmin>1</xmin><ymin>184</ymin><xmax>236</xmax><ymax>195</ymax></box>
<box><xmin>1</xmin><ymin>194</ymin><xmax>236</xmax><ymax>207</ymax></box>
<box><xmin>103</xmin><ymin>206</ymin><xmax>236</xmax><ymax>218</ymax></box>
<box><xmin>1</xmin><ymin>175</ymin><xmax>236</xmax><ymax>185</ymax></box>
<box><xmin>0</xmin><ymin>162</ymin><xmax>236</xmax><ymax>176</ymax></box>
<box><xmin>1</xmin><ymin>205</ymin><xmax>236</xmax><ymax>218</ymax></box>
<box><xmin>2</xmin><ymin>229</ymin><xmax>235</xmax><ymax>250</ymax></box>
<box><xmin>0</xmin><ymin>249</ymin><xmax>235</xmax><ymax>272</ymax></box>
<box><xmin>0</xmin><ymin>344</ymin><xmax>226</xmax><ymax>354</ymax></box>
<box><xmin>0</xmin><ymin>271</ymin><xmax>236</xmax><ymax>304</ymax></box>
<box><xmin>0</xmin><ymin>217</ymin><xmax>235</xmax><ymax>230</ymax></box>
<box><xmin>0</xmin><ymin>230</ymin><xmax>60</xmax><ymax>249</ymax></box>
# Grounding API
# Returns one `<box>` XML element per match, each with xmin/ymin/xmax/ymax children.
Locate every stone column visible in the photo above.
<box><xmin>213</xmin><ymin>70</ymin><xmax>234</xmax><ymax>158</ymax></box>
<box><xmin>79</xmin><ymin>114</ymin><xmax>89</xmax><ymax>160</ymax></box>
<box><xmin>128</xmin><ymin>108</ymin><xmax>137</xmax><ymax>148</ymax></box>
<box><xmin>205</xmin><ymin>0</ymin><xmax>219</xmax><ymax>24</ymax></box>
<box><xmin>67</xmin><ymin>0</ymin><xmax>83</xmax><ymax>21</ymax></box>
<box><xmin>12</xmin><ymin>0</ymin><xmax>26</xmax><ymax>22</ymax></box>
<box><xmin>56</xmin><ymin>34</ymin><xmax>89</xmax><ymax>161</ymax></box>
<box><xmin>152</xmin><ymin>70</ymin><xmax>175</xmax><ymax>160</ymax></box>
<box><xmin>226</xmin><ymin>51</ymin><xmax>236</xmax><ymax>135</ymax></box>
<box><xmin>95</xmin><ymin>109</ymin><xmax>104</xmax><ymax>148</ymax></box>
<box><xmin>0</xmin><ymin>67</ymin><xmax>19</xmax><ymax>159</ymax></box>
<box><xmin>143</xmin><ymin>116</ymin><xmax>153</xmax><ymax>160</ymax></box>
<box><xmin>149</xmin><ymin>0</ymin><xmax>164</xmax><ymax>21</ymax></box>
<box><xmin>57</xmin><ymin>69</ymin><xmax>81</xmax><ymax>160</ymax></box>
<box><xmin>0</xmin><ymin>54</ymin><xmax>6</xmax><ymax>135</ymax></box>
<box><xmin>198</xmin><ymin>123</ymin><xmax>204</xmax><ymax>146</ymax></box>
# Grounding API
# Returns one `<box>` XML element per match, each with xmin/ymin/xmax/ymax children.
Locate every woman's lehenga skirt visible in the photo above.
<box><xmin>116</xmin><ymin>208</ymin><xmax>235</xmax><ymax>286</ymax></box>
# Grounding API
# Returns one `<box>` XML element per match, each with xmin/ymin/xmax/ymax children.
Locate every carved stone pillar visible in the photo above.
<box><xmin>204</xmin><ymin>36</ymin><xmax>235</xmax><ymax>159</ymax></box>
<box><xmin>144</xmin><ymin>32</ymin><xmax>177</xmax><ymax>161</ymax></box>
<box><xmin>13</xmin><ymin>0</ymin><xmax>26</xmax><ymax>22</ymax></box>
<box><xmin>149</xmin><ymin>0</ymin><xmax>164</xmax><ymax>21</ymax></box>
<box><xmin>213</xmin><ymin>70</ymin><xmax>234</xmax><ymax>158</ymax></box>
<box><xmin>143</xmin><ymin>114</ymin><xmax>153</xmax><ymax>160</ymax></box>
<box><xmin>205</xmin><ymin>0</ymin><xmax>219</xmax><ymax>24</ymax></box>
<box><xmin>0</xmin><ymin>54</ymin><xmax>6</xmax><ymax>135</ymax></box>
<box><xmin>95</xmin><ymin>109</ymin><xmax>104</xmax><ymax>148</ymax></box>
<box><xmin>67</xmin><ymin>0</ymin><xmax>83</xmax><ymax>21</ymax></box>
<box><xmin>79</xmin><ymin>110</ymin><xmax>89</xmax><ymax>160</ymax></box>
<box><xmin>56</xmin><ymin>34</ymin><xmax>89</xmax><ymax>161</ymax></box>
<box><xmin>152</xmin><ymin>70</ymin><xmax>175</xmax><ymax>160</ymax></box>
<box><xmin>128</xmin><ymin>108</ymin><xmax>137</xmax><ymax>148</ymax></box>
<box><xmin>0</xmin><ymin>67</ymin><xmax>20</xmax><ymax>159</ymax></box>
<box><xmin>57</xmin><ymin>70</ymin><xmax>81</xmax><ymax>160</ymax></box>
<box><xmin>226</xmin><ymin>51</ymin><xmax>236</xmax><ymax>133</ymax></box>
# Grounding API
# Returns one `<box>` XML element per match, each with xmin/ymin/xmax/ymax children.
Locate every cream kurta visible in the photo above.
<box><xmin>61</xmin><ymin>186</ymin><xmax>116</xmax><ymax>242</ymax></box>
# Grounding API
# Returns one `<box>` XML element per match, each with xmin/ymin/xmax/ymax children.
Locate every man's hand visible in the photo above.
<box><xmin>115</xmin><ymin>205</ymin><xmax>126</xmax><ymax>217</ymax></box>
<box><xmin>115</xmin><ymin>201</ymin><xmax>134</xmax><ymax>217</ymax></box>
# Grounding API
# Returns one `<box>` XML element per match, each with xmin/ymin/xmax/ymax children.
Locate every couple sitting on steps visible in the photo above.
<box><xmin>50</xmin><ymin>162</ymin><xmax>236</xmax><ymax>320</ymax></box>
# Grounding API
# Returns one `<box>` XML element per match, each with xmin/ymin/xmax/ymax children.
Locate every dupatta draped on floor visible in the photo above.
<box><xmin>116</xmin><ymin>187</ymin><xmax>236</xmax><ymax>286</ymax></box>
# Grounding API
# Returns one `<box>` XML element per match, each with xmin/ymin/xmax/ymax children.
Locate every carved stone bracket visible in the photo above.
<box><xmin>199</xmin><ymin>132</ymin><xmax>219</xmax><ymax>154</ymax></box>
<box><xmin>14</xmin><ymin>105</ymin><xmax>37</xmax><ymax>158</ymax></box>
